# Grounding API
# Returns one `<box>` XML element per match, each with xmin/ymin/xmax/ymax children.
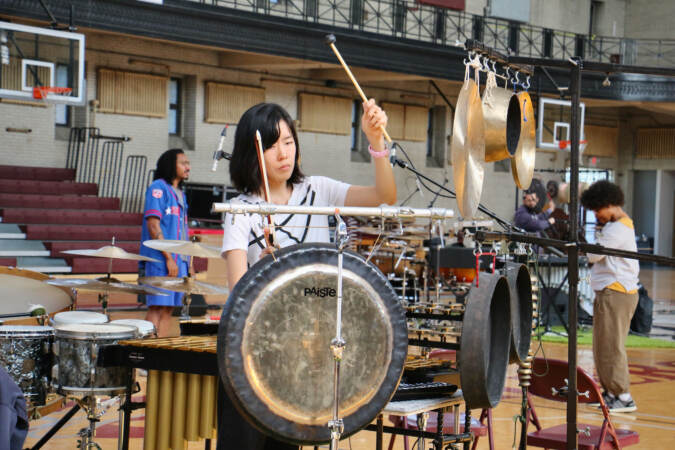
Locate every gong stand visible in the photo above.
<box><xmin>328</xmin><ymin>213</ymin><xmax>349</xmax><ymax>449</ymax></box>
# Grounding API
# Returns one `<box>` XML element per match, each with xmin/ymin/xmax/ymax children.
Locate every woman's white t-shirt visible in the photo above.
<box><xmin>221</xmin><ymin>176</ymin><xmax>350</xmax><ymax>267</ymax></box>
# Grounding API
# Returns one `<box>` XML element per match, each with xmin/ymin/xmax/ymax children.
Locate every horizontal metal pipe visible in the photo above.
<box><xmin>212</xmin><ymin>203</ymin><xmax>454</xmax><ymax>220</ymax></box>
<box><xmin>475</xmin><ymin>231</ymin><xmax>675</xmax><ymax>266</ymax></box>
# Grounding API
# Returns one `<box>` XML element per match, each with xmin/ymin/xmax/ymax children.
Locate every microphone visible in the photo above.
<box><xmin>211</xmin><ymin>126</ymin><xmax>230</xmax><ymax>172</ymax></box>
<box><xmin>389</xmin><ymin>142</ymin><xmax>397</xmax><ymax>168</ymax></box>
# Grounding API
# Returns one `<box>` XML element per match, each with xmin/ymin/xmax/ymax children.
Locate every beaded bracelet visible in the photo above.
<box><xmin>368</xmin><ymin>144</ymin><xmax>389</xmax><ymax>158</ymax></box>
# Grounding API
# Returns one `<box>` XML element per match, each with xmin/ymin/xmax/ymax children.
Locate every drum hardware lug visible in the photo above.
<box><xmin>330</xmin><ymin>338</ymin><xmax>346</xmax><ymax>361</ymax></box>
<box><xmin>327</xmin><ymin>418</ymin><xmax>344</xmax><ymax>439</ymax></box>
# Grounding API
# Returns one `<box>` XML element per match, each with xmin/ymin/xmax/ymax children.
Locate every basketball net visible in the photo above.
<box><xmin>32</xmin><ymin>86</ymin><xmax>73</xmax><ymax>100</ymax></box>
<box><xmin>558</xmin><ymin>139</ymin><xmax>588</xmax><ymax>152</ymax></box>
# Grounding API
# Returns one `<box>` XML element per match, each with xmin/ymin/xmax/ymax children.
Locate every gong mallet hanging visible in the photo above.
<box><xmin>324</xmin><ymin>34</ymin><xmax>392</xmax><ymax>144</ymax></box>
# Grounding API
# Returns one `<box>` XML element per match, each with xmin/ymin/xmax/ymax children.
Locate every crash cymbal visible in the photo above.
<box><xmin>142</xmin><ymin>239</ymin><xmax>223</xmax><ymax>259</ymax></box>
<box><xmin>46</xmin><ymin>278</ymin><xmax>168</xmax><ymax>296</ymax></box>
<box><xmin>61</xmin><ymin>245</ymin><xmax>160</xmax><ymax>263</ymax></box>
<box><xmin>451</xmin><ymin>77</ymin><xmax>485</xmax><ymax>219</ymax></box>
<box><xmin>511</xmin><ymin>91</ymin><xmax>536</xmax><ymax>189</ymax></box>
<box><xmin>139</xmin><ymin>276</ymin><xmax>229</xmax><ymax>296</ymax></box>
<box><xmin>0</xmin><ymin>273</ymin><xmax>73</xmax><ymax>315</ymax></box>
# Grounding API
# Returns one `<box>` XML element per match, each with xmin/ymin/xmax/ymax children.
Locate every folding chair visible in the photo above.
<box><xmin>526</xmin><ymin>357</ymin><xmax>639</xmax><ymax>449</ymax></box>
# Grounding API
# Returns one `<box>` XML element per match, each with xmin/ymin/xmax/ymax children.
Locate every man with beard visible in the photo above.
<box><xmin>514</xmin><ymin>189</ymin><xmax>555</xmax><ymax>233</ymax></box>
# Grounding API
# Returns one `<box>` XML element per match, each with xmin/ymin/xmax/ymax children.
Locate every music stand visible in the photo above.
<box><xmin>537</xmin><ymin>256</ymin><xmax>570</xmax><ymax>336</ymax></box>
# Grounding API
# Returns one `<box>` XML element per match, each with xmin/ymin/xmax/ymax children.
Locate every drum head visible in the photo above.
<box><xmin>218</xmin><ymin>243</ymin><xmax>407</xmax><ymax>445</ymax></box>
<box><xmin>110</xmin><ymin>319</ymin><xmax>156</xmax><ymax>337</ymax></box>
<box><xmin>459</xmin><ymin>272</ymin><xmax>511</xmax><ymax>409</ymax></box>
<box><xmin>53</xmin><ymin>311</ymin><xmax>108</xmax><ymax>325</ymax></box>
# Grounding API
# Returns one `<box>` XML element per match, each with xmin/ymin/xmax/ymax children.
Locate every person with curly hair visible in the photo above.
<box><xmin>580</xmin><ymin>180</ymin><xmax>639</xmax><ymax>413</ymax></box>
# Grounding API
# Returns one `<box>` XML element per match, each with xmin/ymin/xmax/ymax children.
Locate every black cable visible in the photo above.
<box><xmin>393</xmin><ymin>143</ymin><xmax>454</xmax><ymax>200</ymax></box>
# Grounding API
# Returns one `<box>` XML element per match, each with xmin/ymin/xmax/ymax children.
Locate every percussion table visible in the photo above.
<box><xmin>366</xmin><ymin>390</ymin><xmax>472</xmax><ymax>450</ymax></box>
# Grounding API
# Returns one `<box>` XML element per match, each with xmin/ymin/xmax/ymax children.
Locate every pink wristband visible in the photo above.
<box><xmin>368</xmin><ymin>144</ymin><xmax>389</xmax><ymax>158</ymax></box>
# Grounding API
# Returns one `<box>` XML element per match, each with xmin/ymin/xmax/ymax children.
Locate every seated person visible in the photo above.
<box><xmin>514</xmin><ymin>190</ymin><xmax>555</xmax><ymax>233</ymax></box>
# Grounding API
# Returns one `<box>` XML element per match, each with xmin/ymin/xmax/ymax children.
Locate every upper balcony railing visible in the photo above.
<box><xmin>189</xmin><ymin>0</ymin><xmax>675</xmax><ymax>68</ymax></box>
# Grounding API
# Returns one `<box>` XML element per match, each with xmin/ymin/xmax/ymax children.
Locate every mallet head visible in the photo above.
<box><xmin>324</xmin><ymin>34</ymin><xmax>336</xmax><ymax>46</ymax></box>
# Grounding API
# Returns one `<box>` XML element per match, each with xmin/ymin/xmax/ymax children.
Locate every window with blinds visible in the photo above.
<box><xmin>297</xmin><ymin>93</ymin><xmax>351</xmax><ymax>134</ymax></box>
<box><xmin>382</xmin><ymin>102</ymin><xmax>427</xmax><ymax>142</ymax></box>
<box><xmin>97</xmin><ymin>68</ymin><xmax>167</xmax><ymax>117</ymax></box>
<box><xmin>204</xmin><ymin>82</ymin><xmax>264</xmax><ymax>124</ymax></box>
<box><xmin>636</xmin><ymin>128</ymin><xmax>675</xmax><ymax>159</ymax></box>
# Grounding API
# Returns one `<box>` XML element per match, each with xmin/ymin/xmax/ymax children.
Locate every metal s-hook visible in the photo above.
<box><xmin>524</xmin><ymin>75</ymin><xmax>531</xmax><ymax>90</ymax></box>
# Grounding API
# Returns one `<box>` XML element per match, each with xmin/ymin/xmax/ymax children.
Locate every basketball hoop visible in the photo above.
<box><xmin>32</xmin><ymin>86</ymin><xmax>73</xmax><ymax>100</ymax></box>
<box><xmin>558</xmin><ymin>139</ymin><xmax>588</xmax><ymax>152</ymax></box>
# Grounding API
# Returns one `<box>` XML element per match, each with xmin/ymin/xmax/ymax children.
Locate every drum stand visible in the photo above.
<box><xmin>327</xmin><ymin>214</ymin><xmax>349</xmax><ymax>450</ymax></box>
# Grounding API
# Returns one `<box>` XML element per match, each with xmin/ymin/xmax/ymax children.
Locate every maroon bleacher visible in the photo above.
<box><xmin>0</xmin><ymin>165</ymin><xmax>75</xmax><ymax>182</ymax></box>
<box><xmin>0</xmin><ymin>179</ymin><xmax>98</xmax><ymax>196</ymax></box>
<box><xmin>1</xmin><ymin>164</ymin><xmax>208</xmax><ymax>275</ymax></box>
<box><xmin>24</xmin><ymin>224</ymin><xmax>141</xmax><ymax>241</ymax></box>
<box><xmin>0</xmin><ymin>193</ymin><xmax>120</xmax><ymax>210</ymax></box>
<box><xmin>1</xmin><ymin>208</ymin><xmax>143</xmax><ymax>226</ymax></box>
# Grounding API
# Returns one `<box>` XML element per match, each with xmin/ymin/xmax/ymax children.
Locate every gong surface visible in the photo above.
<box><xmin>459</xmin><ymin>272</ymin><xmax>511</xmax><ymax>409</ymax></box>
<box><xmin>218</xmin><ymin>243</ymin><xmax>407</xmax><ymax>445</ymax></box>
<box><xmin>451</xmin><ymin>78</ymin><xmax>485</xmax><ymax>219</ymax></box>
<box><xmin>511</xmin><ymin>91</ymin><xmax>536</xmax><ymax>189</ymax></box>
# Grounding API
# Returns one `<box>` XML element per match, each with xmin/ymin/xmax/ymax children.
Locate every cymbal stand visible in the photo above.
<box><xmin>328</xmin><ymin>213</ymin><xmax>349</xmax><ymax>450</ymax></box>
<box><xmin>75</xmin><ymin>395</ymin><xmax>112</xmax><ymax>450</ymax></box>
<box><xmin>181</xmin><ymin>285</ymin><xmax>193</xmax><ymax>320</ymax></box>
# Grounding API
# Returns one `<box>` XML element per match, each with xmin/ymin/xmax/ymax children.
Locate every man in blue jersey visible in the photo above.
<box><xmin>140</xmin><ymin>149</ymin><xmax>191</xmax><ymax>336</ymax></box>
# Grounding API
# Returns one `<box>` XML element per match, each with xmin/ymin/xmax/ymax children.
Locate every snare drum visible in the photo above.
<box><xmin>110</xmin><ymin>319</ymin><xmax>156</xmax><ymax>338</ymax></box>
<box><xmin>53</xmin><ymin>311</ymin><xmax>108</xmax><ymax>325</ymax></box>
<box><xmin>0</xmin><ymin>325</ymin><xmax>53</xmax><ymax>405</ymax></box>
<box><xmin>53</xmin><ymin>323</ymin><xmax>136</xmax><ymax>396</ymax></box>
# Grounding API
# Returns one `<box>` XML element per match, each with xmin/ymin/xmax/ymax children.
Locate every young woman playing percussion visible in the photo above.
<box><xmin>221</xmin><ymin>100</ymin><xmax>396</xmax><ymax>289</ymax></box>
<box><xmin>218</xmin><ymin>100</ymin><xmax>396</xmax><ymax>449</ymax></box>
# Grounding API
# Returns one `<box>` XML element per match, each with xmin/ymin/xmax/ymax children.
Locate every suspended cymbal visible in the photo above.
<box><xmin>61</xmin><ymin>245</ymin><xmax>160</xmax><ymax>263</ymax></box>
<box><xmin>0</xmin><ymin>273</ymin><xmax>74</xmax><ymax>315</ymax></box>
<box><xmin>142</xmin><ymin>240</ymin><xmax>223</xmax><ymax>259</ymax></box>
<box><xmin>451</xmin><ymin>77</ymin><xmax>485</xmax><ymax>219</ymax></box>
<box><xmin>139</xmin><ymin>276</ymin><xmax>229</xmax><ymax>296</ymax></box>
<box><xmin>511</xmin><ymin>91</ymin><xmax>536</xmax><ymax>189</ymax></box>
<box><xmin>46</xmin><ymin>278</ymin><xmax>168</xmax><ymax>296</ymax></box>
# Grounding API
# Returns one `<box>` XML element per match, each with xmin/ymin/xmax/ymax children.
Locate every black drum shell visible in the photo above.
<box><xmin>459</xmin><ymin>272</ymin><xmax>511</xmax><ymax>409</ymax></box>
<box><xmin>218</xmin><ymin>243</ymin><xmax>408</xmax><ymax>445</ymax></box>
<box><xmin>507</xmin><ymin>264</ymin><xmax>534</xmax><ymax>364</ymax></box>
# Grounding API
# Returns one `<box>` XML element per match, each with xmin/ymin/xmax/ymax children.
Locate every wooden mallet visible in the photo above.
<box><xmin>325</xmin><ymin>34</ymin><xmax>392</xmax><ymax>144</ymax></box>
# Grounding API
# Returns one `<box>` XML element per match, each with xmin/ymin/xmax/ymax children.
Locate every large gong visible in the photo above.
<box><xmin>218</xmin><ymin>243</ymin><xmax>408</xmax><ymax>445</ymax></box>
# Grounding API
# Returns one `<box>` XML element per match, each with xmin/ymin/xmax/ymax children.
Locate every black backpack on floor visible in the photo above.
<box><xmin>630</xmin><ymin>283</ymin><xmax>653</xmax><ymax>336</ymax></box>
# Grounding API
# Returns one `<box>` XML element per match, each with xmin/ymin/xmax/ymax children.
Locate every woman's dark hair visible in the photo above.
<box><xmin>229</xmin><ymin>103</ymin><xmax>304</xmax><ymax>194</ymax></box>
<box><xmin>154</xmin><ymin>148</ymin><xmax>185</xmax><ymax>187</ymax></box>
<box><xmin>580</xmin><ymin>180</ymin><xmax>624</xmax><ymax>210</ymax></box>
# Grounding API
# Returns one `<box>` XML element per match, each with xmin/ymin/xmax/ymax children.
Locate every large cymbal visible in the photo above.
<box><xmin>451</xmin><ymin>77</ymin><xmax>485</xmax><ymax>219</ymax></box>
<box><xmin>46</xmin><ymin>278</ymin><xmax>168</xmax><ymax>296</ymax></box>
<box><xmin>0</xmin><ymin>273</ymin><xmax>73</xmax><ymax>315</ymax></box>
<box><xmin>61</xmin><ymin>245</ymin><xmax>160</xmax><ymax>263</ymax></box>
<box><xmin>511</xmin><ymin>91</ymin><xmax>536</xmax><ymax>189</ymax></box>
<box><xmin>142</xmin><ymin>240</ymin><xmax>223</xmax><ymax>259</ymax></box>
<box><xmin>139</xmin><ymin>276</ymin><xmax>229</xmax><ymax>296</ymax></box>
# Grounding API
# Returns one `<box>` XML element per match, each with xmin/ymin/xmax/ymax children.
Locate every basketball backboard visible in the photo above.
<box><xmin>0</xmin><ymin>21</ymin><xmax>85</xmax><ymax>105</ymax></box>
<box><xmin>536</xmin><ymin>97</ymin><xmax>585</xmax><ymax>151</ymax></box>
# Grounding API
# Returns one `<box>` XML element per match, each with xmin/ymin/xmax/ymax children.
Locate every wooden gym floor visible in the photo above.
<box><xmin>23</xmin><ymin>260</ymin><xmax>674</xmax><ymax>449</ymax></box>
